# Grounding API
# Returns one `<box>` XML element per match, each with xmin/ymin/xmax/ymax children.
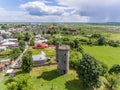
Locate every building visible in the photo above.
<box><xmin>32</xmin><ymin>51</ymin><xmax>47</xmax><ymax>66</ymax></box>
<box><xmin>0</xmin><ymin>59</ymin><xmax>10</xmax><ymax>72</ymax></box>
<box><xmin>56</xmin><ymin>42</ymin><xmax>70</xmax><ymax>74</ymax></box>
<box><xmin>69</xmin><ymin>28</ymin><xmax>76</xmax><ymax>32</ymax></box>
<box><xmin>1</xmin><ymin>42</ymin><xmax>19</xmax><ymax>47</ymax></box>
<box><xmin>34</xmin><ymin>42</ymin><xmax>48</xmax><ymax>49</ymax></box>
<box><xmin>48</xmin><ymin>25</ymin><xmax>56</xmax><ymax>29</ymax></box>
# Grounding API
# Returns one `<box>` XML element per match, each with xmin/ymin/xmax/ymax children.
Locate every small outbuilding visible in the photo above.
<box><xmin>32</xmin><ymin>51</ymin><xmax>47</xmax><ymax>66</ymax></box>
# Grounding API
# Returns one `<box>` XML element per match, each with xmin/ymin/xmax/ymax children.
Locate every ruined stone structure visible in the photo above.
<box><xmin>56</xmin><ymin>42</ymin><xmax>70</xmax><ymax>74</ymax></box>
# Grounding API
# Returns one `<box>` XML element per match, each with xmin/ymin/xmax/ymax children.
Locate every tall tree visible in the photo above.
<box><xmin>21</xmin><ymin>51</ymin><xmax>33</xmax><ymax>73</ymax></box>
<box><xmin>76</xmin><ymin>54</ymin><xmax>102</xmax><ymax>89</ymax></box>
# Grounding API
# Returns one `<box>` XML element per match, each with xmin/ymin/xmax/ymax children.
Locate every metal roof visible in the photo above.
<box><xmin>32</xmin><ymin>51</ymin><xmax>46</xmax><ymax>61</ymax></box>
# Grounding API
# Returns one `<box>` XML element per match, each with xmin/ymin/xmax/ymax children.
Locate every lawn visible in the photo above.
<box><xmin>30</xmin><ymin>65</ymin><xmax>83</xmax><ymax>90</ymax></box>
<box><xmin>29</xmin><ymin>47</ymin><xmax>55</xmax><ymax>57</ymax></box>
<box><xmin>82</xmin><ymin>45</ymin><xmax>120</xmax><ymax>68</ymax></box>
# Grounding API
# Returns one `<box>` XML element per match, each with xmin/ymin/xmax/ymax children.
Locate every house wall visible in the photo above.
<box><xmin>33</xmin><ymin>60</ymin><xmax>46</xmax><ymax>66</ymax></box>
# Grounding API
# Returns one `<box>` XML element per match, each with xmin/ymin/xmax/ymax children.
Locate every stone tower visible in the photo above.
<box><xmin>56</xmin><ymin>42</ymin><xmax>70</xmax><ymax>74</ymax></box>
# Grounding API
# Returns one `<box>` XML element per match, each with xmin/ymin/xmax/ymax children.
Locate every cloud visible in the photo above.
<box><xmin>20</xmin><ymin>1</ymin><xmax>73</xmax><ymax>16</ymax></box>
<box><xmin>0</xmin><ymin>7</ymin><xmax>89</xmax><ymax>22</ymax></box>
<box><xmin>57</xmin><ymin>0</ymin><xmax>120</xmax><ymax>22</ymax></box>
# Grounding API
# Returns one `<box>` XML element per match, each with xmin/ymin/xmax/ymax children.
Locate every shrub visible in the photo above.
<box><xmin>109</xmin><ymin>64</ymin><xmax>120</xmax><ymax>74</ymax></box>
<box><xmin>98</xmin><ymin>61</ymin><xmax>108</xmax><ymax>76</ymax></box>
<box><xmin>105</xmin><ymin>73</ymin><xmax>120</xmax><ymax>90</ymax></box>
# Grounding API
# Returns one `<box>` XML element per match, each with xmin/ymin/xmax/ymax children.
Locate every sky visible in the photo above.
<box><xmin>0</xmin><ymin>0</ymin><xmax>120</xmax><ymax>22</ymax></box>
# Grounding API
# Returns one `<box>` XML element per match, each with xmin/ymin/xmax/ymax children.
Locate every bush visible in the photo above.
<box><xmin>109</xmin><ymin>64</ymin><xmax>120</xmax><ymax>74</ymax></box>
<box><xmin>91</xmin><ymin>34</ymin><xmax>102</xmax><ymax>38</ymax></box>
<box><xmin>108</xmin><ymin>40</ymin><xmax>119</xmax><ymax>47</ymax></box>
<box><xmin>98</xmin><ymin>61</ymin><xmax>108</xmax><ymax>76</ymax></box>
<box><xmin>105</xmin><ymin>73</ymin><xmax>120</xmax><ymax>90</ymax></box>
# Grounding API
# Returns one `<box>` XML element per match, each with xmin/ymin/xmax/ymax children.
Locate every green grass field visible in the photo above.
<box><xmin>82</xmin><ymin>45</ymin><xmax>120</xmax><ymax>68</ymax></box>
<box><xmin>30</xmin><ymin>65</ymin><xmax>83</xmax><ymax>90</ymax></box>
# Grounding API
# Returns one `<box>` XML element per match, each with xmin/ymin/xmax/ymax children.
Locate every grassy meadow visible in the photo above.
<box><xmin>82</xmin><ymin>45</ymin><xmax>120</xmax><ymax>68</ymax></box>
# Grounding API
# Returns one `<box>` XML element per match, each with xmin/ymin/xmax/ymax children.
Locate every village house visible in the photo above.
<box><xmin>48</xmin><ymin>25</ymin><xmax>56</xmax><ymax>29</ymax></box>
<box><xmin>1</xmin><ymin>38</ymin><xmax>19</xmax><ymax>47</ymax></box>
<box><xmin>0</xmin><ymin>59</ymin><xmax>10</xmax><ymax>72</ymax></box>
<box><xmin>34</xmin><ymin>37</ymin><xmax>48</xmax><ymax>49</ymax></box>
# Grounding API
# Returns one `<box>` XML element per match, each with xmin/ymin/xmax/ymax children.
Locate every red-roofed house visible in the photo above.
<box><xmin>48</xmin><ymin>25</ymin><xmax>56</xmax><ymax>29</ymax></box>
<box><xmin>34</xmin><ymin>42</ymin><xmax>48</xmax><ymax>49</ymax></box>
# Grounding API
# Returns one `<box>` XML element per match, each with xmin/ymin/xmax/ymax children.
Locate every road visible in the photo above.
<box><xmin>11</xmin><ymin>43</ymin><xmax>29</xmax><ymax>68</ymax></box>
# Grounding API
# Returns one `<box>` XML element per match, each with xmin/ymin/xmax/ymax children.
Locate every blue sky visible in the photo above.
<box><xmin>0</xmin><ymin>0</ymin><xmax>120</xmax><ymax>22</ymax></box>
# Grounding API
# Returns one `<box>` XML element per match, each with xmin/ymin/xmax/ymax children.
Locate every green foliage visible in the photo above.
<box><xmin>24</xmin><ymin>32</ymin><xmax>30</xmax><ymax>41</ymax></box>
<box><xmin>98</xmin><ymin>61</ymin><xmax>108</xmax><ymax>76</ymax></box>
<box><xmin>91</xmin><ymin>34</ymin><xmax>102</xmax><ymax>38</ymax></box>
<box><xmin>98</xmin><ymin>37</ymin><xmax>106</xmax><ymax>45</ymax></box>
<box><xmin>11</xmin><ymin>48</ymin><xmax>21</xmax><ymax>59</ymax></box>
<box><xmin>19</xmin><ymin>40</ymin><xmax>25</xmax><ymax>46</ymax></box>
<box><xmin>13</xmin><ymin>33</ymin><xmax>22</xmax><ymax>40</ymax></box>
<box><xmin>76</xmin><ymin>54</ymin><xmax>102</xmax><ymax>88</ymax></box>
<box><xmin>2</xmin><ymin>34</ymin><xmax>7</xmax><ymax>38</ymax></box>
<box><xmin>70</xmin><ymin>50</ymin><xmax>81</xmax><ymax>69</ymax></box>
<box><xmin>30</xmin><ymin>38</ymin><xmax>34</xmax><ymax>46</ymax></box>
<box><xmin>108</xmin><ymin>40</ymin><xmax>119</xmax><ymax>47</ymax></box>
<box><xmin>105</xmin><ymin>73</ymin><xmax>120</xmax><ymax>90</ymax></box>
<box><xmin>21</xmin><ymin>51</ymin><xmax>33</xmax><ymax>73</ymax></box>
<box><xmin>6</xmin><ymin>74</ymin><xmax>34</xmax><ymax>90</ymax></box>
<box><xmin>109</xmin><ymin>64</ymin><xmax>120</xmax><ymax>74</ymax></box>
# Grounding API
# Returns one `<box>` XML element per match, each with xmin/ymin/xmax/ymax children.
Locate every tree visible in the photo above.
<box><xmin>6</xmin><ymin>74</ymin><xmax>34</xmax><ymax>90</ymax></box>
<box><xmin>2</xmin><ymin>34</ymin><xmax>7</xmax><ymax>38</ymax></box>
<box><xmin>105</xmin><ymin>73</ymin><xmax>120</xmax><ymax>90</ymax></box>
<box><xmin>19</xmin><ymin>40</ymin><xmax>25</xmax><ymax>46</ymax></box>
<box><xmin>24</xmin><ymin>32</ymin><xmax>30</xmax><ymax>41</ymax></box>
<box><xmin>30</xmin><ymin>38</ymin><xmax>34</xmax><ymax>46</ymax></box>
<box><xmin>21</xmin><ymin>51</ymin><xmax>33</xmax><ymax>73</ymax></box>
<box><xmin>11</xmin><ymin>48</ymin><xmax>21</xmax><ymax>59</ymax></box>
<box><xmin>13</xmin><ymin>33</ymin><xmax>22</xmax><ymax>40</ymax></box>
<box><xmin>76</xmin><ymin>54</ymin><xmax>102</xmax><ymax>89</ymax></box>
<box><xmin>98</xmin><ymin>37</ymin><xmax>106</xmax><ymax>45</ymax></box>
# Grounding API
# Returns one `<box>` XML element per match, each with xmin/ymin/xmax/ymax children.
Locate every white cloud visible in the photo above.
<box><xmin>0</xmin><ymin>7</ymin><xmax>89</xmax><ymax>22</ymax></box>
<box><xmin>20</xmin><ymin>1</ymin><xmax>72</xmax><ymax>16</ymax></box>
<box><xmin>19</xmin><ymin>1</ymin><xmax>90</xmax><ymax>22</ymax></box>
<box><xmin>57</xmin><ymin>0</ymin><xmax>120</xmax><ymax>22</ymax></box>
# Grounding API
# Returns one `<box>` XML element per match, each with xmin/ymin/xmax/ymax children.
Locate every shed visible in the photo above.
<box><xmin>32</xmin><ymin>51</ymin><xmax>47</xmax><ymax>66</ymax></box>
